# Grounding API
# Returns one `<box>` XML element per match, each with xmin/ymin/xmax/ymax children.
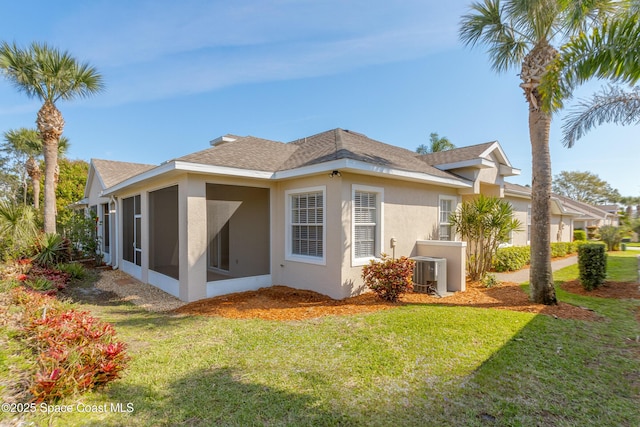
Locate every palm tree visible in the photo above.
<box><xmin>3</xmin><ymin>129</ymin><xmax>43</xmax><ymax>209</ymax></box>
<box><xmin>459</xmin><ymin>0</ymin><xmax>626</xmax><ymax>305</ymax></box>
<box><xmin>417</xmin><ymin>132</ymin><xmax>456</xmax><ymax>154</ymax></box>
<box><xmin>2</xmin><ymin>128</ymin><xmax>70</xmax><ymax>210</ymax></box>
<box><xmin>540</xmin><ymin>13</ymin><xmax>640</xmax><ymax>146</ymax></box>
<box><xmin>0</xmin><ymin>42</ymin><xmax>103</xmax><ymax>233</ymax></box>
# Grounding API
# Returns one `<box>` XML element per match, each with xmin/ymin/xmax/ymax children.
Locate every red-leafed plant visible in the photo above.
<box><xmin>10</xmin><ymin>287</ymin><xmax>130</xmax><ymax>402</ymax></box>
<box><xmin>362</xmin><ymin>255</ymin><xmax>416</xmax><ymax>302</ymax></box>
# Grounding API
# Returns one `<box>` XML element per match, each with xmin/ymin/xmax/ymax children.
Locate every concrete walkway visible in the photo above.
<box><xmin>493</xmin><ymin>255</ymin><xmax>578</xmax><ymax>284</ymax></box>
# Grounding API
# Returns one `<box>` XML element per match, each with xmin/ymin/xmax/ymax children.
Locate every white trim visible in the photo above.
<box><xmin>351</xmin><ymin>184</ymin><xmax>384</xmax><ymax>267</ymax></box>
<box><xmin>206</xmin><ymin>274</ymin><xmax>272</xmax><ymax>298</ymax></box>
<box><xmin>148</xmin><ymin>270</ymin><xmax>180</xmax><ymax>298</ymax></box>
<box><xmin>103</xmin><ymin>158</ymin><xmax>472</xmax><ymax>197</ymax></box>
<box><xmin>285</xmin><ymin>186</ymin><xmax>327</xmax><ymax>266</ymax></box>
<box><xmin>120</xmin><ymin>260</ymin><xmax>142</xmax><ymax>280</ymax></box>
<box><xmin>438</xmin><ymin>195</ymin><xmax>458</xmax><ymax>241</ymax></box>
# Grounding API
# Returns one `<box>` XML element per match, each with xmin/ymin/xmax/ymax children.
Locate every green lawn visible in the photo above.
<box><xmin>1</xmin><ymin>253</ymin><xmax>639</xmax><ymax>426</ymax></box>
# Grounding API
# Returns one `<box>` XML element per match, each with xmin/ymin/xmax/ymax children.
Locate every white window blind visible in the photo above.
<box><xmin>354</xmin><ymin>191</ymin><xmax>376</xmax><ymax>258</ymax></box>
<box><xmin>291</xmin><ymin>192</ymin><xmax>323</xmax><ymax>257</ymax></box>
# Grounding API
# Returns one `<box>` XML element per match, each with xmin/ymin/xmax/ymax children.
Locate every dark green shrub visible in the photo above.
<box><xmin>362</xmin><ymin>255</ymin><xmax>415</xmax><ymax>302</ymax></box>
<box><xmin>493</xmin><ymin>246</ymin><xmax>530</xmax><ymax>272</ymax></box>
<box><xmin>578</xmin><ymin>243</ymin><xmax>607</xmax><ymax>290</ymax></box>
<box><xmin>573</xmin><ymin>229</ymin><xmax>587</xmax><ymax>241</ymax></box>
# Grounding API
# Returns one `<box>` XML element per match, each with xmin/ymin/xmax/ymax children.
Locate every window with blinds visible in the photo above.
<box><xmin>291</xmin><ymin>192</ymin><xmax>324</xmax><ymax>258</ymax></box>
<box><xmin>354</xmin><ymin>191</ymin><xmax>376</xmax><ymax>258</ymax></box>
<box><xmin>439</xmin><ymin>197</ymin><xmax>453</xmax><ymax>241</ymax></box>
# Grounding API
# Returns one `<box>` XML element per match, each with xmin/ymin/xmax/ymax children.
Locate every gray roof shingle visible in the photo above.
<box><xmin>91</xmin><ymin>159</ymin><xmax>156</xmax><ymax>188</ymax></box>
<box><xmin>417</xmin><ymin>142</ymin><xmax>496</xmax><ymax>166</ymax></box>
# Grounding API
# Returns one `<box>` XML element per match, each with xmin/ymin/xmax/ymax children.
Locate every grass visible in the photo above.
<box><xmin>1</xmin><ymin>254</ymin><xmax>638</xmax><ymax>426</ymax></box>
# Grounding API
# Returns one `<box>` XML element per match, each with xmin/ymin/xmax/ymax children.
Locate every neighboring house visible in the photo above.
<box><xmin>80</xmin><ymin>128</ymin><xmax>613</xmax><ymax>303</ymax></box>
<box><xmin>75</xmin><ymin>159</ymin><xmax>156</xmax><ymax>265</ymax></box>
<box><xmin>503</xmin><ymin>183</ymin><xmax>619</xmax><ymax>244</ymax></box>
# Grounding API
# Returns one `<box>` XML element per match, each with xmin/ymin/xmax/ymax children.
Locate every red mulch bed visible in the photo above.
<box><xmin>174</xmin><ymin>278</ymin><xmax>634</xmax><ymax>322</ymax></box>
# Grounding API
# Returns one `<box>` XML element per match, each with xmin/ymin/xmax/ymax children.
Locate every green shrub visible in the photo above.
<box><xmin>34</xmin><ymin>233</ymin><xmax>71</xmax><ymax>267</ymax></box>
<box><xmin>573</xmin><ymin>229</ymin><xmax>587</xmax><ymax>241</ymax></box>
<box><xmin>10</xmin><ymin>287</ymin><xmax>130</xmax><ymax>402</ymax></box>
<box><xmin>362</xmin><ymin>255</ymin><xmax>415</xmax><ymax>302</ymax></box>
<box><xmin>578</xmin><ymin>243</ymin><xmax>607</xmax><ymax>290</ymax></box>
<box><xmin>493</xmin><ymin>246</ymin><xmax>530</xmax><ymax>272</ymax></box>
<box><xmin>550</xmin><ymin>242</ymin><xmax>573</xmax><ymax>257</ymax></box>
<box><xmin>60</xmin><ymin>213</ymin><xmax>101</xmax><ymax>262</ymax></box>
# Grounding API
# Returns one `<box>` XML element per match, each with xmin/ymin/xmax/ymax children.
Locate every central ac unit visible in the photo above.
<box><xmin>411</xmin><ymin>256</ymin><xmax>447</xmax><ymax>296</ymax></box>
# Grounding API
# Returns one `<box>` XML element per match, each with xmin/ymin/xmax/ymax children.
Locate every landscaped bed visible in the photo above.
<box><xmin>174</xmin><ymin>280</ymin><xmax>607</xmax><ymax>322</ymax></box>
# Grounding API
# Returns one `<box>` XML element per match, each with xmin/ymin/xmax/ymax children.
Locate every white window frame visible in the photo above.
<box><xmin>438</xmin><ymin>195</ymin><xmax>457</xmax><ymax>241</ymax></box>
<box><xmin>352</xmin><ymin>184</ymin><xmax>384</xmax><ymax>266</ymax></box>
<box><xmin>285</xmin><ymin>186</ymin><xmax>326</xmax><ymax>265</ymax></box>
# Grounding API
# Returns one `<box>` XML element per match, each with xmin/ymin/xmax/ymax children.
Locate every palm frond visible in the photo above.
<box><xmin>460</xmin><ymin>0</ymin><xmax>530</xmax><ymax>72</ymax></box>
<box><xmin>0</xmin><ymin>41</ymin><xmax>104</xmax><ymax>103</ymax></box>
<box><xmin>541</xmin><ymin>14</ymin><xmax>640</xmax><ymax>111</ymax></box>
<box><xmin>562</xmin><ymin>85</ymin><xmax>640</xmax><ymax>147</ymax></box>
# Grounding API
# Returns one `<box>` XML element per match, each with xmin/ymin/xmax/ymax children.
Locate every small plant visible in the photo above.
<box><xmin>578</xmin><ymin>243</ymin><xmax>607</xmax><ymax>290</ymax></box>
<box><xmin>55</xmin><ymin>262</ymin><xmax>86</xmax><ymax>280</ymax></box>
<box><xmin>34</xmin><ymin>233</ymin><xmax>71</xmax><ymax>267</ymax></box>
<box><xmin>481</xmin><ymin>273</ymin><xmax>499</xmax><ymax>288</ymax></box>
<box><xmin>24</xmin><ymin>276</ymin><xmax>54</xmax><ymax>292</ymax></box>
<box><xmin>362</xmin><ymin>255</ymin><xmax>415</xmax><ymax>302</ymax></box>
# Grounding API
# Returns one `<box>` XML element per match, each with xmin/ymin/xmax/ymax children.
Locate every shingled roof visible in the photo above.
<box><xmin>278</xmin><ymin>129</ymin><xmax>458</xmax><ymax>179</ymax></box>
<box><xmin>417</xmin><ymin>142</ymin><xmax>496</xmax><ymax>166</ymax></box>
<box><xmin>91</xmin><ymin>159</ymin><xmax>155</xmax><ymax>188</ymax></box>
<box><xmin>176</xmin><ymin>136</ymin><xmax>297</xmax><ymax>172</ymax></box>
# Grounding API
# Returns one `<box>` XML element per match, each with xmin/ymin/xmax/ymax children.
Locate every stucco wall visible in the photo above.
<box><xmin>338</xmin><ymin>173</ymin><xmax>460</xmax><ymax>298</ymax></box>
<box><xmin>271</xmin><ymin>174</ymin><xmax>344</xmax><ymax>299</ymax></box>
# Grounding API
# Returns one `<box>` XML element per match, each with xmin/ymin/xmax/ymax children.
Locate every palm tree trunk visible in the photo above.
<box><xmin>37</xmin><ymin>100</ymin><xmax>65</xmax><ymax>234</ymax></box>
<box><xmin>32</xmin><ymin>175</ymin><xmax>41</xmax><ymax>210</ymax></box>
<box><xmin>528</xmin><ymin>108</ymin><xmax>557</xmax><ymax>305</ymax></box>
<box><xmin>42</xmin><ymin>142</ymin><xmax>58</xmax><ymax>233</ymax></box>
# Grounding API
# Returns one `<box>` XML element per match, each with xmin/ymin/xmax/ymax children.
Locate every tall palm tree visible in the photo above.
<box><xmin>459</xmin><ymin>0</ymin><xmax>626</xmax><ymax>305</ymax></box>
<box><xmin>2</xmin><ymin>128</ymin><xmax>70</xmax><ymax>210</ymax></box>
<box><xmin>0</xmin><ymin>42</ymin><xmax>103</xmax><ymax>233</ymax></box>
<box><xmin>417</xmin><ymin>132</ymin><xmax>456</xmax><ymax>154</ymax></box>
<box><xmin>540</xmin><ymin>13</ymin><xmax>640</xmax><ymax>146</ymax></box>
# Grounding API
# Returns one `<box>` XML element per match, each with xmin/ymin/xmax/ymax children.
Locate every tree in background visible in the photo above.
<box><xmin>2</xmin><ymin>128</ymin><xmax>70</xmax><ymax>210</ymax></box>
<box><xmin>449</xmin><ymin>195</ymin><xmax>521</xmax><ymax>281</ymax></box>
<box><xmin>55</xmin><ymin>158</ymin><xmax>89</xmax><ymax>229</ymax></box>
<box><xmin>459</xmin><ymin>0</ymin><xmax>625</xmax><ymax>305</ymax></box>
<box><xmin>541</xmin><ymin>11</ymin><xmax>640</xmax><ymax>147</ymax></box>
<box><xmin>0</xmin><ymin>41</ymin><xmax>103</xmax><ymax>233</ymax></box>
<box><xmin>552</xmin><ymin>170</ymin><xmax>621</xmax><ymax>204</ymax></box>
<box><xmin>416</xmin><ymin>132</ymin><xmax>456</xmax><ymax>154</ymax></box>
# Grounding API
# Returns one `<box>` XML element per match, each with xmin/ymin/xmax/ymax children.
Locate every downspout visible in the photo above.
<box><xmin>110</xmin><ymin>196</ymin><xmax>119</xmax><ymax>270</ymax></box>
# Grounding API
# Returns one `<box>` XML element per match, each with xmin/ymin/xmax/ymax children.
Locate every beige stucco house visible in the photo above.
<box><xmin>80</xmin><ymin>128</ymin><xmax>615</xmax><ymax>303</ymax></box>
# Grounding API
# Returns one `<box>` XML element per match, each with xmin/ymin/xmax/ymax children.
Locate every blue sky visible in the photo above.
<box><xmin>1</xmin><ymin>0</ymin><xmax>638</xmax><ymax>197</ymax></box>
